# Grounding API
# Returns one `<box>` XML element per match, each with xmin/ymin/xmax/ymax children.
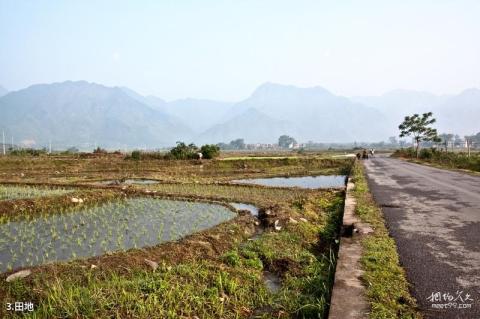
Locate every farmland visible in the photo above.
<box><xmin>0</xmin><ymin>185</ymin><xmax>72</xmax><ymax>201</ymax></box>
<box><xmin>0</xmin><ymin>153</ymin><xmax>353</xmax><ymax>318</ymax></box>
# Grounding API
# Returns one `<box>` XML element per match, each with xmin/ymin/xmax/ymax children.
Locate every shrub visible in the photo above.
<box><xmin>93</xmin><ymin>147</ymin><xmax>107</xmax><ymax>154</ymax></box>
<box><xmin>167</xmin><ymin>142</ymin><xmax>199</xmax><ymax>160</ymax></box>
<box><xmin>393</xmin><ymin>147</ymin><xmax>480</xmax><ymax>172</ymax></box>
<box><xmin>9</xmin><ymin>148</ymin><xmax>46</xmax><ymax>156</ymax></box>
<box><xmin>200</xmin><ymin>144</ymin><xmax>220</xmax><ymax>159</ymax></box>
<box><xmin>131</xmin><ymin>150</ymin><xmax>141</xmax><ymax>160</ymax></box>
<box><xmin>419</xmin><ymin>148</ymin><xmax>434</xmax><ymax>159</ymax></box>
<box><xmin>165</xmin><ymin>142</ymin><xmax>221</xmax><ymax>160</ymax></box>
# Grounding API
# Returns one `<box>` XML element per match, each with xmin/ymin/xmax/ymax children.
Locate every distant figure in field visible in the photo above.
<box><xmin>370</xmin><ymin>149</ymin><xmax>375</xmax><ymax>157</ymax></box>
<box><xmin>356</xmin><ymin>152</ymin><xmax>361</xmax><ymax>160</ymax></box>
<box><xmin>362</xmin><ymin>149</ymin><xmax>369</xmax><ymax>159</ymax></box>
<box><xmin>197</xmin><ymin>152</ymin><xmax>203</xmax><ymax>160</ymax></box>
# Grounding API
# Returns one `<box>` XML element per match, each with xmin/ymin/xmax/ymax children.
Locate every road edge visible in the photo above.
<box><xmin>328</xmin><ymin>175</ymin><xmax>371</xmax><ymax>319</ymax></box>
<box><xmin>353</xmin><ymin>161</ymin><xmax>422</xmax><ymax>318</ymax></box>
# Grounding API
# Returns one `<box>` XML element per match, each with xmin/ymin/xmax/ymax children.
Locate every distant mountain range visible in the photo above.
<box><xmin>0</xmin><ymin>86</ymin><xmax>8</xmax><ymax>98</ymax></box>
<box><xmin>352</xmin><ymin>88</ymin><xmax>480</xmax><ymax>136</ymax></box>
<box><xmin>221</xmin><ymin>83</ymin><xmax>389</xmax><ymax>143</ymax></box>
<box><xmin>0</xmin><ymin>81</ymin><xmax>478</xmax><ymax>149</ymax></box>
<box><xmin>0</xmin><ymin>81</ymin><xmax>191</xmax><ymax>149</ymax></box>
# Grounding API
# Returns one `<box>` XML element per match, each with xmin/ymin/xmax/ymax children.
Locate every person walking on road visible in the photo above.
<box><xmin>362</xmin><ymin>149</ymin><xmax>369</xmax><ymax>159</ymax></box>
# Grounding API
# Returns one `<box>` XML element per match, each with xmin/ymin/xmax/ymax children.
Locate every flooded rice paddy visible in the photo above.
<box><xmin>231</xmin><ymin>175</ymin><xmax>347</xmax><ymax>189</ymax></box>
<box><xmin>0</xmin><ymin>198</ymin><xmax>236</xmax><ymax>273</ymax></box>
<box><xmin>0</xmin><ymin>185</ymin><xmax>72</xmax><ymax>201</ymax></box>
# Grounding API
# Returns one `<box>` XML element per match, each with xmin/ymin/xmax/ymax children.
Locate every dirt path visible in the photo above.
<box><xmin>363</xmin><ymin>156</ymin><xmax>480</xmax><ymax>319</ymax></box>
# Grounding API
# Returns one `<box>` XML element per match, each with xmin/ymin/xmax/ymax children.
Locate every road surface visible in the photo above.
<box><xmin>363</xmin><ymin>156</ymin><xmax>480</xmax><ymax>319</ymax></box>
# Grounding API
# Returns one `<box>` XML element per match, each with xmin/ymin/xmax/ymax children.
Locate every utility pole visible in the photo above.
<box><xmin>466</xmin><ymin>136</ymin><xmax>472</xmax><ymax>158</ymax></box>
<box><xmin>2</xmin><ymin>130</ymin><xmax>5</xmax><ymax>155</ymax></box>
<box><xmin>49</xmin><ymin>140</ymin><xmax>52</xmax><ymax>154</ymax></box>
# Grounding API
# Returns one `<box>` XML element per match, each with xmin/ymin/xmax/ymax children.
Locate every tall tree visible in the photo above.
<box><xmin>278</xmin><ymin>135</ymin><xmax>297</xmax><ymax>148</ymax></box>
<box><xmin>230</xmin><ymin>138</ymin><xmax>246</xmax><ymax>150</ymax></box>
<box><xmin>438</xmin><ymin>133</ymin><xmax>454</xmax><ymax>152</ymax></box>
<box><xmin>399</xmin><ymin>112</ymin><xmax>440</xmax><ymax>158</ymax></box>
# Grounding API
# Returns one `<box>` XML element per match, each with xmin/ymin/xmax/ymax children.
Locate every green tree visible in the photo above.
<box><xmin>230</xmin><ymin>138</ymin><xmax>246</xmax><ymax>150</ymax></box>
<box><xmin>131</xmin><ymin>150</ymin><xmax>141</xmax><ymax>160</ymax></box>
<box><xmin>200</xmin><ymin>144</ymin><xmax>220</xmax><ymax>159</ymax></box>
<box><xmin>168</xmin><ymin>142</ymin><xmax>198</xmax><ymax>159</ymax></box>
<box><xmin>93</xmin><ymin>146</ymin><xmax>107</xmax><ymax>154</ymax></box>
<box><xmin>399</xmin><ymin>112</ymin><xmax>440</xmax><ymax>158</ymax></box>
<box><xmin>278</xmin><ymin>135</ymin><xmax>297</xmax><ymax>148</ymax></box>
<box><xmin>438</xmin><ymin>133</ymin><xmax>454</xmax><ymax>152</ymax></box>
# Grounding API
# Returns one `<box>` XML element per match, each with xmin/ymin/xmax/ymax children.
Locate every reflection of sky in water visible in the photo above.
<box><xmin>0</xmin><ymin>198</ymin><xmax>235</xmax><ymax>273</ymax></box>
<box><xmin>229</xmin><ymin>203</ymin><xmax>259</xmax><ymax>216</ymax></box>
<box><xmin>232</xmin><ymin>175</ymin><xmax>347</xmax><ymax>189</ymax></box>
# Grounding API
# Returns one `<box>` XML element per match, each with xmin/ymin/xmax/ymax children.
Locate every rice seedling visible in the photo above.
<box><xmin>0</xmin><ymin>185</ymin><xmax>72</xmax><ymax>201</ymax></box>
<box><xmin>0</xmin><ymin>197</ymin><xmax>236</xmax><ymax>273</ymax></box>
<box><xmin>0</xmin><ymin>154</ymin><xmax>354</xmax><ymax>318</ymax></box>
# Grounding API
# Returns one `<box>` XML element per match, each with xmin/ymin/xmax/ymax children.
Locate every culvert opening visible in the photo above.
<box><xmin>341</xmin><ymin>223</ymin><xmax>354</xmax><ymax>237</ymax></box>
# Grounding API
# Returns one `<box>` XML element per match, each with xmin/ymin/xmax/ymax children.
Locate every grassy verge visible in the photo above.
<box><xmin>351</xmin><ymin>162</ymin><xmax>421</xmax><ymax>319</ymax></box>
<box><xmin>392</xmin><ymin>148</ymin><xmax>480</xmax><ymax>173</ymax></box>
<box><xmin>223</xmin><ymin>192</ymin><xmax>344</xmax><ymax>318</ymax></box>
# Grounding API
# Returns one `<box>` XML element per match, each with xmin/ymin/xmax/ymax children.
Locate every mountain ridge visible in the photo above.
<box><xmin>0</xmin><ymin>80</ymin><xmax>478</xmax><ymax>148</ymax></box>
<box><xmin>0</xmin><ymin>85</ymin><xmax>8</xmax><ymax>97</ymax></box>
<box><xmin>0</xmin><ymin>81</ymin><xmax>191</xmax><ymax>149</ymax></box>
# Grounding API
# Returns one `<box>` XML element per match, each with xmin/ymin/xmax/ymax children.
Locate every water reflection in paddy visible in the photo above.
<box><xmin>0</xmin><ymin>198</ymin><xmax>235</xmax><ymax>272</ymax></box>
<box><xmin>231</xmin><ymin>175</ymin><xmax>347</xmax><ymax>189</ymax></box>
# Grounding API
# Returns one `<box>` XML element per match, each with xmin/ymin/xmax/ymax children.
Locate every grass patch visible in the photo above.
<box><xmin>5</xmin><ymin>261</ymin><xmax>270</xmax><ymax>319</ymax></box>
<box><xmin>222</xmin><ymin>193</ymin><xmax>344</xmax><ymax>318</ymax></box>
<box><xmin>393</xmin><ymin>148</ymin><xmax>480</xmax><ymax>173</ymax></box>
<box><xmin>0</xmin><ymin>185</ymin><xmax>72</xmax><ymax>201</ymax></box>
<box><xmin>352</xmin><ymin>162</ymin><xmax>421</xmax><ymax>319</ymax></box>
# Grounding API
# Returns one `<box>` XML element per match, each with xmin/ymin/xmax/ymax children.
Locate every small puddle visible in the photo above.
<box><xmin>231</xmin><ymin>175</ymin><xmax>347</xmax><ymax>189</ymax></box>
<box><xmin>228</xmin><ymin>203</ymin><xmax>281</xmax><ymax>293</ymax></box>
<box><xmin>124</xmin><ymin>179</ymin><xmax>160</xmax><ymax>185</ymax></box>
<box><xmin>263</xmin><ymin>270</ymin><xmax>281</xmax><ymax>293</ymax></box>
<box><xmin>229</xmin><ymin>202</ymin><xmax>259</xmax><ymax>216</ymax></box>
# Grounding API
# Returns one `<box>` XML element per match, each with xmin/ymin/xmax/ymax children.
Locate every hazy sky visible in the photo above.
<box><xmin>1</xmin><ymin>0</ymin><xmax>479</xmax><ymax>101</ymax></box>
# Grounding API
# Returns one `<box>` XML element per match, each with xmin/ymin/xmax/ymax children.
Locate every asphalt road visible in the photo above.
<box><xmin>363</xmin><ymin>156</ymin><xmax>480</xmax><ymax>319</ymax></box>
